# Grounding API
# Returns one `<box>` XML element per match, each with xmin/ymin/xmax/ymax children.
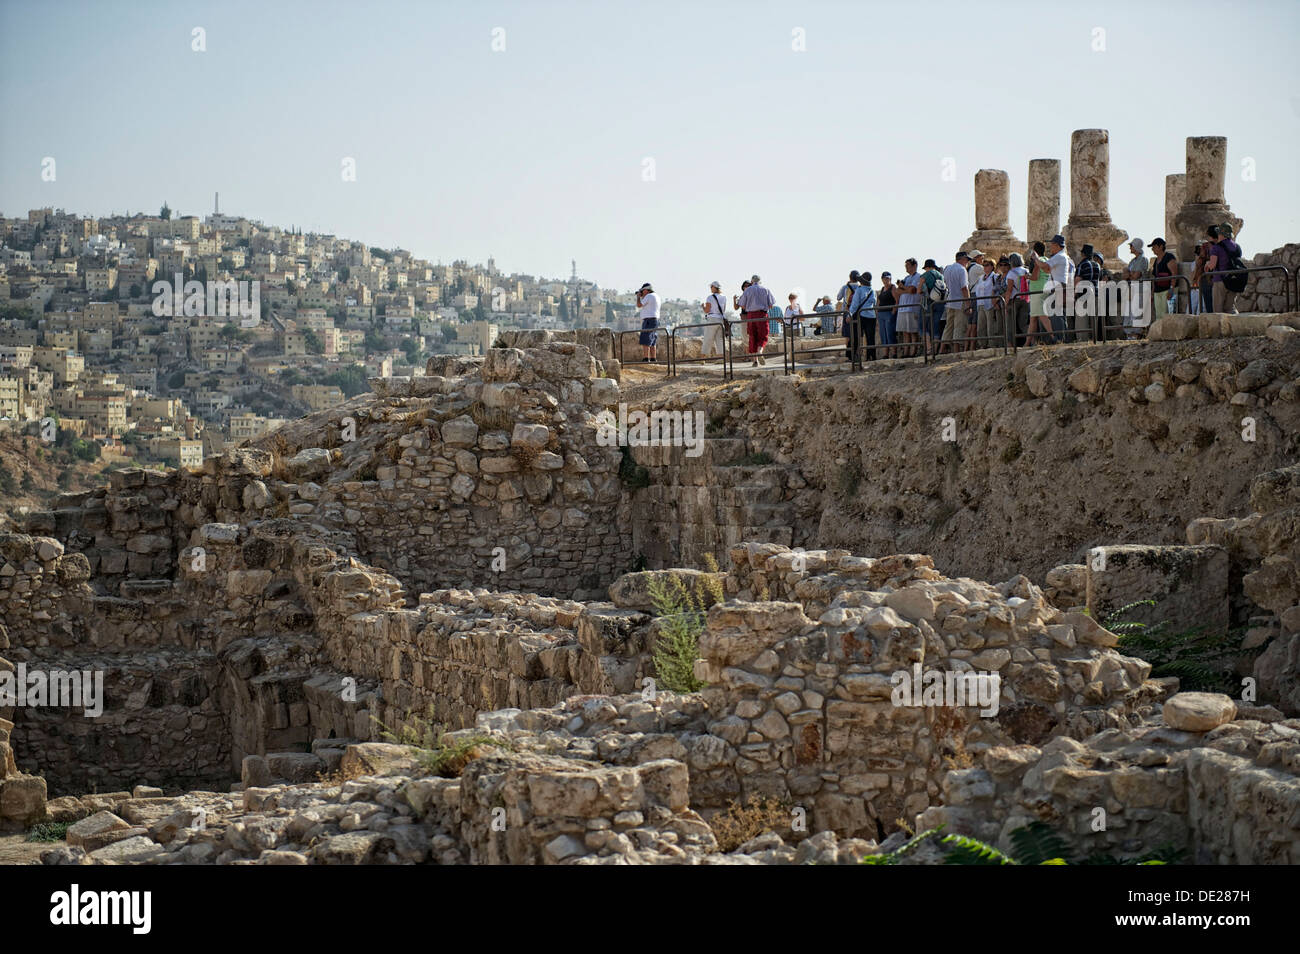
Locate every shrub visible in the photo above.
<box><xmin>26</xmin><ymin>821</ymin><xmax>70</xmax><ymax>842</ymax></box>
<box><xmin>377</xmin><ymin>707</ymin><xmax>506</xmax><ymax>778</ymax></box>
<box><xmin>618</xmin><ymin>444</ymin><xmax>650</xmax><ymax>489</ymax></box>
<box><xmin>1105</xmin><ymin>601</ymin><xmax>1253</xmax><ymax>693</ymax></box>
<box><xmin>648</xmin><ymin>569</ymin><xmax>721</xmax><ymax>694</ymax></box>
<box><xmin>709</xmin><ymin>795</ymin><xmax>791</xmax><ymax>852</ymax></box>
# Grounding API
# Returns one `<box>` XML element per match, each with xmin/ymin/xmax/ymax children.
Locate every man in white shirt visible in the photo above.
<box><xmin>636</xmin><ymin>282</ymin><xmax>660</xmax><ymax>362</ymax></box>
<box><xmin>1044</xmin><ymin>234</ymin><xmax>1075</xmax><ymax>342</ymax></box>
<box><xmin>701</xmin><ymin>280</ymin><xmax>728</xmax><ymax>359</ymax></box>
<box><xmin>940</xmin><ymin>251</ymin><xmax>970</xmax><ymax>355</ymax></box>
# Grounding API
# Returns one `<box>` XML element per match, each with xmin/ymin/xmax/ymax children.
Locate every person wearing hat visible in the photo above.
<box><xmin>1123</xmin><ymin>238</ymin><xmax>1149</xmax><ymax>338</ymax></box>
<box><xmin>939</xmin><ymin>251</ymin><xmax>971</xmax><ymax>356</ymax></box>
<box><xmin>736</xmin><ymin>273</ymin><xmax>775</xmax><ymax>366</ymax></box>
<box><xmin>1042</xmin><ymin>234</ymin><xmax>1074</xmax><ymax>342</ymax></box>
<box><xmin>636</xmin><ymin>282</ymin><xmax>660</xmax><ymax>362</ymax></box>
<box><xmin>1075</xmin><ymin>243</ymin><xmax>1100</xmax><ymax>329</ymax></box>
<box><xmin>1004</xmin><ymin>252</ymin><xmax>1030</xmax><ymax>347</ymax></box>
<box><xmin>1150</xmin><ymin>238</ymin><xmax>1177</xmax><ymax>321</ymax></box>
<box><xmin>1204</xmin><ymin>224</ymin><xmax>1243</xmax><ymax>314</ymax></box>
<box><xmin>920</xmin><ymin>258</ymin><xmax>944</xmax><ymax>353</ymax></box>
<box><xmin>701</xmin><ymin>280</ymin><xmax>729</xmax><ymax>359</ymax></box>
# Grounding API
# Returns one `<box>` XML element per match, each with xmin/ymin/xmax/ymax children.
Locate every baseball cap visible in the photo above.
<box><xmin>1151</xmin><ymin>237</ymin><xmax>1166</xmax><ymax>247</ymax></box>
<box><xmin>881</xmin><ymin>271</ymin><xmax>892</xmax><ymax>279</ymax></box>
<box><xmin>969</xmin><ymin>249</ymin><xmax>984</xmax><ymax>258</ymax></box>
<box><xmin>956</xmin><ymin>250</ymin><xmax>970</xmax><ymax>261</ymax></box>
<box><xmin>710</xmin><ymin>280</ymin><xmax>721</xmax><ymax>289</ymax></box>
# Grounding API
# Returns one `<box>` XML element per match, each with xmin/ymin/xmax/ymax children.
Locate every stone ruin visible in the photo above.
<box><xmin>2</xmin><ymin>335</ymin><xmax>1299</xmax><ymax>864</ymax></box>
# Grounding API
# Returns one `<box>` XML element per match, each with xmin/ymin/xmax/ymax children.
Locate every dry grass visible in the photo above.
<box><xmin>709</xmin><ymin>795</ymin><xmax>791</xmax><ymax>852</ymax></box>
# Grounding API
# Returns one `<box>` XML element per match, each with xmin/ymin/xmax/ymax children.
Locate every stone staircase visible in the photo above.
<box><xmin>629</xmin><ymin>436</ymin><xmax>797</xmax><ymax>569</ymax></box>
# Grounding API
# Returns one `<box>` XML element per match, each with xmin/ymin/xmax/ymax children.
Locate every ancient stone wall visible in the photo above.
<box><xmin>1233</xmin><ymin>243</ymin><xmax>1300</xmax><ymax>314</ymax></box>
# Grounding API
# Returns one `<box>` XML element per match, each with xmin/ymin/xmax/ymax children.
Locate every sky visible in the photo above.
<box><xmin>2</xmin><ymin>0</ymin><xmax>1298</xmax><ymax>305</ymax></box>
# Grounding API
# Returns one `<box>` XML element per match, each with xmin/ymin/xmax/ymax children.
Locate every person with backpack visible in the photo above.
<box><xmin>1205</xmin><ymin>224</ymin><xmax>1245</xmax><ymax>314</ymax></box>
<box><xmin>847</xmin><ymin>271</ymin><xmax>877</xmax><ymax>364</ymax></box>
<box><xmin>921</xmin><ymin>259</ymin><xmax>945</xmax><ymax>356</ymax></box>
<box><xmin>1150</xmin><ymin>238</ymin><xmax>1177</xmax><ymax>322</ymax></box>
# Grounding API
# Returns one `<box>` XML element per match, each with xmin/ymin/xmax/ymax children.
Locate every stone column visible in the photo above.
<box><xmin>962</xmin><ymin>169</ymin><xmax>1023</xmax><ymax>262</ymax></box>
<box><xmin>1173</xmin><ymin>136</ymin><xmax>1243</xmax><ymax>266</ymax></box>
<box><xmin>1164</xmin><ymin>173</ymin><xmax>1185</xmax><ymax>258</ymax></box>
<box><xmin>1027</xmin><ymin>159</ymin><xmax>1061</xmax><ymax>246</ymax></box>
<box><xmin>1063</xmin><ymin>129</ymin><xmax>1127</xmax><ymax>261</ymax></box>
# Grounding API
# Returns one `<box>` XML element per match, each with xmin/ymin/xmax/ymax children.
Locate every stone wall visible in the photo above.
<box><xmin>1234</xmin><ymin>243</ymin><xmax>1300</xmax><ymax>314</ymax></box>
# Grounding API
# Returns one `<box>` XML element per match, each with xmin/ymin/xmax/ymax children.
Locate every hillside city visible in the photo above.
<box><xmin>0</xmin><ymin>204</ymin><xmax>683</xmax><ymax>490</ymax></box>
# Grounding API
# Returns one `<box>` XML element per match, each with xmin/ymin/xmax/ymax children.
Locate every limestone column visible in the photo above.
<box><xmin>1063</xmin><ymin>129</ymin><xmax>1127</xmax><ymax>261</ymax></box>
<box><xmin>1027</xmin><ymin>159</ymin><xmax>1061</xmax><ymax>247</ymax></box>
<box><xmin>1173</xmin><ymin>136</ymin><xmax>1243</xmax><ymax>266</ymax></box>
<box><xmin>1164</xmin><ymin>173</ymin><xmax>1185</xmax><ymax>258</ymax></box>
<box><xmin>961</xmin><ymin>169</ymin><xmax>1023</xmax><ymax>262</ymax></box>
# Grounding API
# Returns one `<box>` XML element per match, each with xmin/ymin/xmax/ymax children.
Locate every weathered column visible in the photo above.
<box><xmin>1027</xmin><ymin>159</ymin><xmax>1061</xmax><ymax>246</ymax></box>
<box><xmin>1063</xmin><ymin>129</ymin><xmax>1127</xmax><ymax>261</ymax></box>
<box><xmin>962</xmin><ymin>168</ymin><xmax>1023</xmax><ymax>261</ymax></box>
<box><xmin>1164</xmin><ymin>173</ymin><xmax>1185</xmax><ymax>258</ymax></box>
<box><xmin>1173</xmin><ymin>136</ymin><xmax>1243</xmax><ymax>265</ymax></box>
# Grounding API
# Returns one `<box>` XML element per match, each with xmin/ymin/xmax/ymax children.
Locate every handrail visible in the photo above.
<box><xmin>667</xmin><ymin>319</ymin><xmax>730</xmax><ymax>378</ymax></box>
<box><xmin>614</xmin><ymin>327</ymin><xmax>667</xmax><ymax>372</ymax></box>
<box><xmin>1091</xmin><ymin>273</ymin><xmax>1193</xmax><ymax>341</ymax></box>
<box><xmin>1203</xmin><ymin>263</ymin><xmax>1293</xmax><ymax>312</ymax></box>
<box><xmin>731</xmin><ymin>313</ymin><xmax>786</xmax><ymax>375</ymax></box>
<box><xmin>924</xmin><ymin>291</ymin><xmax>1012</xmax><ymax>361</ymax></box>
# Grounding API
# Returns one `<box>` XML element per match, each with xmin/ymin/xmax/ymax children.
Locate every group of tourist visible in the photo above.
<box><xmin>632</xmin><ymin>224</ymin><xmax>1246</xmax><ymax>366</ymax></box>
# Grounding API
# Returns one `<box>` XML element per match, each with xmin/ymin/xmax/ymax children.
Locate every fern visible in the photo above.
<box><xmin>1009</xmin><ymin>821</ymin><xmax>1075</xmax><ymax>865</ymax></box>
<box><xmin>861</xmin><ymin>827</ymin><xmax>944</xmax><ymax>864</ymax></box>
<box><xmin>940</xmin><ymin>834</ymin><xmax>1018</xmax><ymax>865</ymax></box>
<box><xmin>1105</xmin><ymin>601</ymin><xmax>1257</xmax><ymax>694</ymax></box>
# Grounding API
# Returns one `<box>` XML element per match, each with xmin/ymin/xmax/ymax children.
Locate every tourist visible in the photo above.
<box><xmin>940</xmin><ymin>251</ymin><xmax>970</xmax><ymax>356</ymax></box>
<box><xmin>1075</xmin><ymin>243</ymin><xmax>1100</xmax><ymax>331</ymax></box>
<box><xmin>786</xmin><ymin>292</ymin><xmax>804</xmax><ymax>336</ymax></box>
<box><xmin>897</xmin><ymin>258</ymin><xmax>923</xmax><ymax>358</ymax></box>
<box><xmin>1004</xmin><ymin>252</ymin><xmax>1030</xmax><ymax>347</ymax></box>
<box><xmin>878</xmin><ymin>272</ymin><xmax>898</xmax><ymax>358</ymax></box>
<box><xmin>921</xmin><ymin>259</ymin><xmax>945</xmax><ymax>355</ymax></box>
<box><xmin>737</xmin><ymin>273</ymin><xmax>775</xmax><ymax>367</ymax></box>
<box><xmin>1191</xmin><ymin>242</ymin><xmax>1212</xmax><ymax>314</ymax></box>
<box><xmin>701</xmin><ymin>280</ymin><xmax>728</xmax><ymax>358</ymax></box>
<box><xmin>964</xmin><ymin>252</ymin><xmax>985</xmax><ymax>351</ymax></box>
<box><xmin>981</xmin><ymin>256</ymin><xmax>1009</xmax><ymax>348</ymax></box>
<box><xmin>848</xmin><ymin>271</ymin><xmax>877</xmax><ymax>363</ymax></box>
<box><xmin>1150</xmin><ymin>238</ymin><xmax>1177</xmax><ymax>322</ymax></box>
<box><xmin>1123</xmin><ymin>238</ymin><xmax>1149</xmax><ymax>338</ymax></box>
<box><xmin>971</xmin><ymin>260</ymin><xmax>995</xmax><ymax>351</ymax></box>
<box><xmin>1205</xmin><ymin>224</ymin><xmax>1243</xmax><ymax>314</ymax></box>
<box><xmin>636</xmin><ymin>282</ymin><xmax>659</xmax><ymax>362</ymax></box>
<box><xmin>813</xmin><ymin>295</ymin><xmax>835</xmax><ymax>336</ymax></box>
<box><xmin>1043</xmin><ymin>235</ymin><xmax>1074</xmax><ymax>343</ymax></box>
<box><xmin>1025</xmin><ymin>242</ymin><xmax>1052</xmax><ymax>346</ymax></box>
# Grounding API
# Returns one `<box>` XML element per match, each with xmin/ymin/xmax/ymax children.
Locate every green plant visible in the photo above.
<box><xmin>647</xmin><ymin>571</ymin><xmax>720</xmax><ymax>693</ymax></box>
<box><xmin>1105</xmin><ymin>601</ymin><xmax>1253</xmax><ymax>694</ymax></box>
<box><xmin>26</xmin><ymin>821</ymin><xmax>71</xmax><ymax>842</ymax></box>
<box><xmin>377</xmin><ymin>707</ymin><xmax>506</xmax><ymax>777</ymax></box>
<box><xmin>861</xmin><ymin>822</ymin><xmax>1178</xmax><ymax>866</ymax></box>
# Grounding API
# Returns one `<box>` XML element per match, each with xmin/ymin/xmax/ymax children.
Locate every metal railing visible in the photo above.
<box><xmin>1203</xmin><ymin>264</ymin><xmax>1293</xmax><ymax>312</ymax></box>
<box><xmin>615</xmin><ymin>327</ymin><xmax>668</xmax><ymax>372</ymax></box>
<box><xmin>728</xmin><ymin>313</ymin><xmax>790</xmax><ymax>374</ymax></box>
<box><xmin>1093</xmin><ymin>273</ymin><xmax>1194</xmax><ymax>341</ymax></box>
<box><xmin>667</xmin><ymin>320</ymin><xmax>731</xmax><ymax>378</ymax></box>
<box><xmin>922</xmin><ymin>292</ymin><xmax>1012</xmax><ymax>363</ymax></box>
<box><xmin>786</xmin><ymin>310</ymin><xmax>852</xmax><ymax>369</ymax></box>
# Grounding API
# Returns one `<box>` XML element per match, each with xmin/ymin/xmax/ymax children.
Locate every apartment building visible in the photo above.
<box><xmin>290</xmin><ymin>384</ymin><xmax>344</xmax><ymax>411</ymax></box>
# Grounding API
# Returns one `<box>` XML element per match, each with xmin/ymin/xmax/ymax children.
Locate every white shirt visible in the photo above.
<box><xmin>638</xmin><ymin>292</ymin><xmax>660</xmax><ymax>319</ymax></box>
<box><xmin>703</xmin><ymin>292</ymin><xmax>728</xmax><ymax>319</ymax></box>
<box><xmin>786</xmin><ymin>301</ymin><xmax>803</xmax><ymax>317</ymax></box>
<box><xmin>967</xmin><ymin>262</ymin><xmax>985</xmax><ymax>288</ymax></box>
<box><xmin>1046</xmin><ymin>252</ymin><xmax>1072</xmax><ymax>284</ymax></box>
<box><xmin>942</xmin><ymin>262</ymin><xmax>969</xmax><ymax>306</ymax></box>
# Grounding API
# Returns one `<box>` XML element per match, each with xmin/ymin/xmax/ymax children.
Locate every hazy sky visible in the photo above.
<box><xmin>2</xmin><ymin>0</ymin><xmax>1297</xmax><ymax>304</ymax></box>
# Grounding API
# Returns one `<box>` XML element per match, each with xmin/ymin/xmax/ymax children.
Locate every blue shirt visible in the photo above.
<box><xmin>899</xmin><ymin>273</ymin><xmax>922</xmax><ymax>315</ymax></box>
<box><xmin>738</xmin><ymin>283</ymin><xmax>776</xmax><ymax>313</ymax></box>
<box><xmin>849</xmin><ymin>284</ymin><xmax>875</xmax><ymax>319</ymax></box>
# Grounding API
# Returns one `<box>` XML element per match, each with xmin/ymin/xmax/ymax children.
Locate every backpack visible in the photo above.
<box><xmin>1220</xmin><ymin>242</ymin><xmax>1247</xmax><ymax>293</ymax></box>
<box><xmin>928</xmin><ymin>276</ymin><xmax>947</xmax><ymax>302</ymax></box>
